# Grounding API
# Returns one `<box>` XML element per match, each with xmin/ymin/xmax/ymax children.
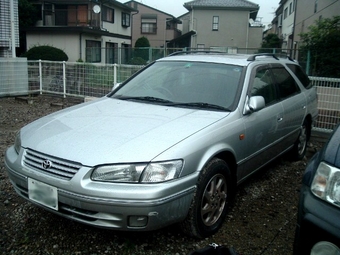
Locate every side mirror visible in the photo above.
<box><xmin>244</xmin><ymin>96</ymin><xmax>265</xmax><ymax>114</ymax></box>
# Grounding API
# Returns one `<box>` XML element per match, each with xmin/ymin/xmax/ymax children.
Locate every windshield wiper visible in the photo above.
<box><xmin>114</xmin><ymin>96</ymin><xmax>173</xmax><ymax>104</ymax></box>
<box><xmin>114</xmin><ymin>96</ymin><xmax>229</xmax><ymax>111</ymax></box>
<box><xmin>167</xmin><ymin>102</ymin><xmax>229</xmax><ymax>111</ymax></box>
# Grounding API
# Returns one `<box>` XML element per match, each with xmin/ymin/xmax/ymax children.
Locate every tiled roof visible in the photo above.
<box><xmin>184</xmin><ymin>0</ymin><xmax>259</xmax><ymax>9</ymax></box>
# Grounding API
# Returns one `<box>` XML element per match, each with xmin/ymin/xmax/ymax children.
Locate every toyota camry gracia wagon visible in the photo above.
<box><xmin>5</xmin><ymin>52</ymin><xmax>318</xmax><ymax>238</ymax></box>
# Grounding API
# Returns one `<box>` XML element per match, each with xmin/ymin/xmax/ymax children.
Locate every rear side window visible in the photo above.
<box><xmin>272</xmin><ymin>67</ymin><xmax>301</xmax><ymax>99</ymax></box>
<box><xmin>287</xmin><ymin>64</ymin><xmax>311</xmax><ymax>88</ymax></box>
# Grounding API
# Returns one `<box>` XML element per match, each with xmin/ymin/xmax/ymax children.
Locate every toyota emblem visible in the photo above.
<box><xmin>42</xmin><ymin>159</ymin><xmax>52</xmax><ymax>170</ymax></box>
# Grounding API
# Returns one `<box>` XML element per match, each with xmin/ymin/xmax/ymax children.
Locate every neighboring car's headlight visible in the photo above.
<box><xmin>91</xmin><ymin>160</ymin><xmax>183</xmax><ymax>183</ymax></box>
<box><xmin>311</xmin><ymin>162</ymin><xmax>340</xmax><ymax>207</ymax></box>
<box><xmin>14</xmin><ymin>131</ymin><xmax>21</xmax><ymax>154</ymax></box>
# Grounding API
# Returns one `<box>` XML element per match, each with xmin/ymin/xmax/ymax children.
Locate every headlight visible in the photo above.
<box><xmin>14</xmin><ymin>131</ymin><xmax>21</xmax><ymax>154</ymax></box>
<box><xmin>311</xmin><ymin>241</ymin><xmax>340</xmax><ymax>255</ymax></box>
<box><xmin>311</xmin><ymin>162</ymin><xmax>340</xmax><ymax>207</ymax></box>
<box><xmin>91</xmin><ymin>160</ymin><xmax>183</xmax><ymax>183</ymax></box>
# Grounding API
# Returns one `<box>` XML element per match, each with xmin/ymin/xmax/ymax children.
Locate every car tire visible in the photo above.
<box><xmin>181</xmin><ymin>158</ymin><xmax>232</xmax><ymax>238</ymax></box>
<box><xmin>291</xmin><ymin>119</ymin><xmax>310</xmax><ymax>161</ymax></box>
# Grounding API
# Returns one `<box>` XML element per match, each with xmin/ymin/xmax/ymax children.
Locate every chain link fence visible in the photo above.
<box><xmin>26</xmin><ymin>60</ymin><xmax>143</xmax><ymax>98</ymax></box>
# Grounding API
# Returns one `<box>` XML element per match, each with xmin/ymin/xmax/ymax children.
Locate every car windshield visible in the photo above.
<box><xmin>111</xmin><ymin>61</ymin><xmax>243</xmax><ymax>111</ymax></box>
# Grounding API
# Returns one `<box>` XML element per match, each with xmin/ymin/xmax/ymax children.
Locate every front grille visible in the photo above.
<box><xmin>23</xmin><ymin>149</ymin><xmax>82</xmax><ymax>180</ymax></box>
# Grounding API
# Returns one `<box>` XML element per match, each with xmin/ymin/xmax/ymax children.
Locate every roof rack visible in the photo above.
<box><xmin>168</xmin><ymin>50</ymin><xmax>227</xmax><ymax>56</ymax></box>
<box><xmin>247</xmin><ymin>53</ymin><xmax>279</xmax><ymax>61</ymax></box>
<box><xmin>168</xmin><ymin>51</ymin><xmax>296</xmax><ymax>62</ymax></box>
<box><xmin>247</xmin><ymin>53</ymin><xmax>295</xmax><ymax>62</ymax></box>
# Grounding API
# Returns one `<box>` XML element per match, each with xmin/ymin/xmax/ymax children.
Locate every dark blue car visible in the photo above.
<box><xmin>294</xmin><ymin>124</ymin><xmax>340</xmax><ymax>254</ymax></box>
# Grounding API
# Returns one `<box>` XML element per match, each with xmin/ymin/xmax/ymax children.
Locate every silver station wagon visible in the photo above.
<box><xmin>5</xmin><ymin>52</ymin><xmax>318</xmax><ymax>238</ymax></box>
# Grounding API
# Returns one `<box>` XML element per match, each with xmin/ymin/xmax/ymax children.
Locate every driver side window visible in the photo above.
<box><xmin>251</xmin><ymin>68</ymin><xmax>278</xmax><ymax>105</ymax></box>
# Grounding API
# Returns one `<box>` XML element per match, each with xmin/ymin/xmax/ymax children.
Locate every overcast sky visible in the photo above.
<box><xmin>118</xmin><ymin>0</ymin><xmax>280</xmax><ymax>27</ymax></box>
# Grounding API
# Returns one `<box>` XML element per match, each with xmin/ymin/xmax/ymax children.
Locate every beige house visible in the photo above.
<box><xmin>293</xmin><ymin>0</ymin><xmax>340</xmax><ymax>50</ymax></box>
<box><xmin>177</xmin><ymin>0</ymin><xmax>264</xmax><ymax>52</ymax></box>
<box><xmin>25</xmin><ymin>0</ymin><xmax>136</xmax><ymax>63</ymax></box>
<box><xmin>0</xmin><ymin>0</ymin><xmax>19</xmax><ymax>57</ymax></box>
<box><xmin>270</xmin><ymin>0</ymin><xmax>340</xmax><ymax>58</ymax></box>
<box><xmin>124</xmin><ymin>1</ymin><xmax>181</xmax><ymax>48</ymax></box>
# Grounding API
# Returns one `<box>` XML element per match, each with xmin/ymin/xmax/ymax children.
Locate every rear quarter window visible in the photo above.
<box><xmin>286</xmin><ymin>64</ymin><xmax>312</xmax><ymax>89</ymax></box>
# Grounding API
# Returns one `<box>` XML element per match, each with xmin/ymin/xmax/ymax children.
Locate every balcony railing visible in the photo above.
<box><xmin>41</xmin><ymin>8</ymin><xmax>100</xmax><ymax>28</ymax></box>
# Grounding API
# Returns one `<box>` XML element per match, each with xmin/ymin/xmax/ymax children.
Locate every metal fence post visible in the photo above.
<box><xmin>39</xmin><ymin>59</ymin><xmax>43</xmax><ymax>94</ymax></box>
<box><xmin>306</xmin><ymin>50</ymin><xmax>311</xmax><ymax>75</ymax></box>
<box><xmin>63</xmin><ymin>61</ymin><xmax>66</xmax><ymax>98</ymax></box>
<box><xmin>114</xmin><ymin>64</ymin><xmax>117</xmax><ymax>85</ymax></box>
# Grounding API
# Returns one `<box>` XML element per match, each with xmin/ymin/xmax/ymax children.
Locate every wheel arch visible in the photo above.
<box><xmin>212</xmin><ymin>150</ymin><xmax>238</xmax><ymax>190</ymax></box>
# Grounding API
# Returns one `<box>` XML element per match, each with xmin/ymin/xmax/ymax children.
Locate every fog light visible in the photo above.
<box><xmin>128</xmin><ymin>216</ymin><xmax>148</xmax><ymax>227</ymax></box>
<box><xmin>311</xmin><ymin>241</ymin><xmax>340</xmax><ymax>255</ymax></box>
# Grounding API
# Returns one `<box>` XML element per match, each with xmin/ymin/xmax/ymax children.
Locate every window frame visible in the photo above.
<box><xmin>122</xmin><ymin>12</ymin><xmax>131</xmax><ymax>27</ymax></box>
<box><xmin>314</xmin><ymin>0</ymin><xmax>318</xmax><ymax>13</ymax></box>
<box><xmin>102</xmin><ymin>6</ymin><xmax>114</xmax><ymax>23</ymax></box>
<box><xmin>284</xmin><ymin>7</ymin><xmax>288</xmax><ymax>19</ymax></box>
<box><xmin>212</xmin><ymin>16</ymin><xmax>219</xmax><ymax>31</ymax></box>
<box><xmin>86</xmin><ymin>40</ymin><xmax>101</xmax><ymax>63</ymax></box>
<box><xmin>141</xmin><ymin>16</ymin><xmax>157</xmax><ymax>34</ymax></box>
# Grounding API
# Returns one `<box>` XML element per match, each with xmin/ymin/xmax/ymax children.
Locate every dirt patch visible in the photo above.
<box><xmin>0</xmin><ymin>95</ymin><xmax>323</xmax><ymax>255</ymax></box>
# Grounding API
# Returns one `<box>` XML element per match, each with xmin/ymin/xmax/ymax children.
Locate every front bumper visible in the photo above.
<box><xmin>5</xmin><ymin>146</ymin><xmax>197</xmax><ymax>231</ymax></box>
<box><xmin>294</xmin><ymin>184</ymin><xmax>340</xmax><ymax>254</ymax></box>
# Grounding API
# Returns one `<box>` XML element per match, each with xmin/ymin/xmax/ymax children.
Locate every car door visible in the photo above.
<box><xmin>271</xmin><ymin>64</ymin><xmax>307</xmax><ymax>148</ymax></box>
<box><xmin>238</xmin><ymin>64</ymin><xmax>284</xmax><ymax>182</ymax></box>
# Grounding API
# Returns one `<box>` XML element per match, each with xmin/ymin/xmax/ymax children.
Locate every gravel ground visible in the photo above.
<box><xmin>0</xmin><ymin>95</ymin><xmax>324</xmax><ymax>255</ymax></box>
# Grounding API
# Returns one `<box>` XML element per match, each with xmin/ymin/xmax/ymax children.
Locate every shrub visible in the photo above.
<box><xmin>22</xmin><ymin>45</ymin><xmax>68</xmax><ymax>61</ymax></box>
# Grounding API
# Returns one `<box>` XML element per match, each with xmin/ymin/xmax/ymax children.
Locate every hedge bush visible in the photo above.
<box><xmin>22</xmin><ymin>45</ymin><xmax>68</xmax><ymax>61</ymax></box>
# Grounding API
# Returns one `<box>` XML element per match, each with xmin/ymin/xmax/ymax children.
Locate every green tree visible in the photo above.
<box><xmin>299</xmin><ymin>16</ymin><xmax>340</xmax><ymax>77</ymax></box>
<box><xmin>18</xmin><ymin>0</ymin><xmax>40</xmax><ymax>56</ymax></box>
<box><xmin>18</xmin><ymin>0</ymin><xmax>40</xmax><ymax>28</ymax></box>
<box><xmin>258</xmin><ymin>33</ymin><xmax>281</xmax><ymax>53</ymax></box>
<box><xmin>134</xmin><ymin>36</ymin><xmax>151</xmax><ymax>48</ymax></box>
<box><xmin>133</xmin><ymin>37</ymin><xmax>151</xmax><ymax>64</ymax></box>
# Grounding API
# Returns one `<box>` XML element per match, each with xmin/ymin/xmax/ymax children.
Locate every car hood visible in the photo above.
<box><xmin>21</xmin><ymin>97</ymin><xmax>229</xmax><ymax>166</ymax></box>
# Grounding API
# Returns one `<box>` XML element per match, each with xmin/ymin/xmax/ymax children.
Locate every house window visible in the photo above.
<box><xmin>197</xmin><ymin>44</ymin><xmax>205</xmax><ymax>49</ymax></box>
<box><xmin>122</xmin><ymin>12</ymin><xmax>130</xmax><ymax>27</ymax></box>
<box><xmin>289</xmin><ymin>2</ymin><xmax>293</xmax><ymax>15</ymax></box>
<box><xmin>141</xmin><ymin>16</ymin><xmax>157</xmax><ymax>34</ymax></box>
<box><xmin>142</xmin><ymin>23</ymin><xmax>157</xmax><ymax>33</ymax></box>
<box><xmin>67</xmin><ymin>5</ymin><xmax>87</xmax><ymax>26</ymax></box>
<box><xmin>212</xmin><ymin>16</ymin><xmax>219</xmax><ymax>31</ymax></box>
<box><xmin>278</xmin><ymin>14</ymin><xmax>282</xmax><ymax>27</ymax></box>
<box><xmin>86</xmin><ymin>40</ymin><xmax>101</xmax><ymax>63</ymax></box>
<box><xmin>103</xmin><ymin>6</ymin><xmax>114</xmax><ymax>23</ymax></box>
<box><xmin>284</xmin><ymin>7</ymin><xmax>288</xmax><ymax>19</ymax></box>
<box><xmin>314</xmin><ymin>0</ymin><xmax>318</xmax><ymax>13</ymax></box>
<box><xmin>106</xmin><ymin>42</ymin><xmax>118</xmax><ymax>64</ymax></box>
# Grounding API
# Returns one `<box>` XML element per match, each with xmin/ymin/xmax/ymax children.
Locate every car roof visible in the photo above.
<box><xmin>158</xmin><ymin>52</ymin><xmax>298</xmax><ymax>67</ymax></box>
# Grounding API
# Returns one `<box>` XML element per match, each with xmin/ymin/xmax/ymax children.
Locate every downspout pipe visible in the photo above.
<box><xmin>10</xmin><ymin>0</ymin><xmax>16</xmax><ymax>58</ymax></box>
<box><xmin>79</xmin><ymin>33</ymin><xmax>83</xmax><ymax>61</ymax></box>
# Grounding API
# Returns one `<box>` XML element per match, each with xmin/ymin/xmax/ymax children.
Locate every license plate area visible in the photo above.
<box><xmin>28</xmin><ymin>178</ymin><xmax>58</xmax><ymax>211</ymax></box>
